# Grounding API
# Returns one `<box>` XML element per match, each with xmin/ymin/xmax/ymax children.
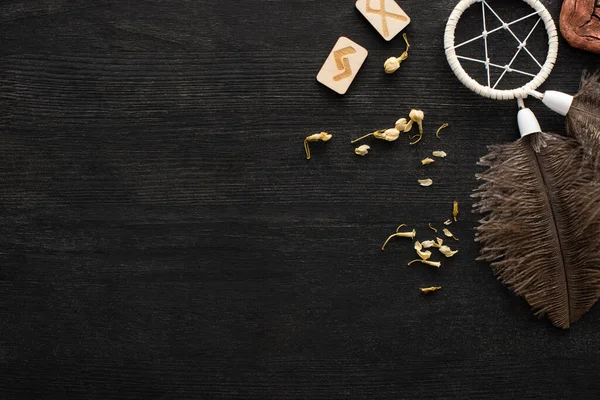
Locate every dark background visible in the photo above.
<box><xmin>1</xmin><ymin>0</ymin><xmax>600</xmax><ymax>398</ymax></box>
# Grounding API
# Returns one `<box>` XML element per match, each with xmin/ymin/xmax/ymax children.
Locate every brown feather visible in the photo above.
<box><xmin>567</xmin><ymin>72</ymin><xmax>600</xmax><ymax>168</ymax></box>
<box><xmin>473</xmin><ymin>132</ymin><xmax>600</xmax><ymax>328</ymax></box>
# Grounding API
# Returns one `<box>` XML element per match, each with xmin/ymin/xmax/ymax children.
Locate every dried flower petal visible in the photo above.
<box><xmin>382</xmin><ymin>128</ymin><xmax>400</xmax><ymax>142</ymax></box>
<box><xmin>414</xmin><ymin>241</ymin><xmax>432</xmax><ymax>260</ymax></box>
<box><xmin>420</xmin><ymin>286</ymin><xmax>442</xmax><ymax>294</ymax></box>
<box><xmin>421</xmin><ymin>240</ymin><xmax>437</xmax><ymax>248</ymax></box>
<box><xmin>403</xmin><ymin>120</ymin><xmax>414</xmax><ymax>132</ymax></box>
<box><xmin>384</xmin><ymin>57</ymin><xmax>400</xmax><ymax>74</ymax></box>
<box><xmin>381</xmin><ymin>229</ymin><xmax>417</xmax><ymax>251</ymax></box>
<box><xmin>453</xmin><ymin>200</ymin><xmax>459</xmax><ymax>222</ymax></box>
<box><xmin>443</xmin><ymin>228</ymin><xmax>459</xmax><ymax>241</ymax></box>
<box><xmin>421</xmin><ymin>157</ymin><xmax>435</xmax><ymax>165</ymax></box>
<box><xmin>395</xmin><ymin>118</ymin><xmax>408</xmax><ymax>131</ymax></box>
<box><xmin>436</xmin><ymin>237</ymin><xmax>444</xmax><ymax>246</ymax></box>
<box><xmin>418</xmin><ymin>179</ymin><xmax>433</xmax><ymax>187</ymax></box>
<box><xmin>304</xmin><ymin>132</ymin><xmax>332</xmax><ymax>160</ymax></box>
<box><xmin>443</xmin><ymin>219</ymin><xmax>452</xmax><ymax>226</ymax></box>
<box><xmin>355</xmin><ymin>144</ymin><xmax>370</xmax><ymax>156</ymax></box>
<box><xmin>408</xmin><ymin>259</ymin><xmax>441</xmax><ymax>268</ymax></box>
<box><xmin>439</xmin><ymin>245</ymin><xmax>459</xmax><ymax>258</ymax></box>
<box><xmin>428</xmin><ymin>223</ymin><xmax>438</xmax><ymax>233</ymax></box>
<box><xmin>432</xmin><ymin>151</ymin><xmax>447</xmax><ymax>158</ymax></box>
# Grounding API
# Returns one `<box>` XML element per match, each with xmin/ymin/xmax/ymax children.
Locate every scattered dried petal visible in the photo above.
<box><xmin>384</xmin><ymin>57</ymin><xmax>400</xmax><ymax>74</ymax></box>
<box><xmin>418</xmin><ymin>179</ymin><xmax>433</xmax><ymax>187</ymax></box>
<box><xmin>420</xmin><ymin>286</ymin><xmax>442</xmax><ymax>294</ymax></box>
<box><xmin>439</xmin><ymin>245</ymin><xmax>459</xmax><ymax>258</ymax></box>
<box><xmin>304</xmin><ymin>132</ymin><xmax>332</xmax><ymax>160</ymax></box>
<box><xmin>403</xmin><ymin>120</ymin><xmax>414</xmax><ymax>132</ymax></box>
<box><xmin>435</xmin><ymin>123</ymin><xmax>449</xmax><ymax>138</ymax></box>
<box><xmin>355</xmin><ymin>144</ymin><xmax>370</xmax><ymax>156</ymax></box>
<box><xmin>381</xmin><ymin>229</ymin><xmax>417</xmax><ymax>251</ymax></box>
<box><xmin>421</xmin><ymin>157</ymin><xmax>435</xmax><ymax>165</ymax></box>
<box><xmin>421</xmin><ymin>240</ymin><xmax>437</xmax><ymax>248</ymax></box>
<box><xmin>443</xmin><ymin>228</ymin><xmax>459</xmax><ymax>241</ymax></box>
<box><xmin>395</xmin><ymin>118</ymin><xmax>408</xmax><ymax>131</ymax></box>
<box><xmin>414</xmin><ymin>241</ymin><xmax>432</xmax><ymax>260</ymax></box>
<box><xmin>443</xmin><ymin>219</ymin><xmax>452</xmax><ymax>226</ymax></box>
<box><xmin>453</xmin><ymin>200</ymin><xmax>459</xmax><ymax>222</ymax></box>
<box><xmin>436</xmin><ymin>237</ymin><xmax>444</xmax><ymax>246</ymax></box>
<box><xmin>408</xmin><ymin>259</ymin><xmax>441</xmax><ymax>268</ymax></box>
<box><xmin>432</xmin><ymin>151</ymin><xmax>447</xmax><ymax>158</ymax></box>
<box><xmin>428</xmin><ymin>223</ymin><xmax>438</xmax><ymax>233</ymax></box>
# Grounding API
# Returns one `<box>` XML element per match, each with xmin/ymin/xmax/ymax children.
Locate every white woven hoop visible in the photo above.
<box><xmin>444</xmin><ymin>0</ymin><xmax>558</xmax><ymax>100</ymax></box>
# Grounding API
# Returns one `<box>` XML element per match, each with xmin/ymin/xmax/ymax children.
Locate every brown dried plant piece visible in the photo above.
<box><xmin>420</xmin><ymin>286</ymin><xmax>442</xmax><ymax>294</ymax></box>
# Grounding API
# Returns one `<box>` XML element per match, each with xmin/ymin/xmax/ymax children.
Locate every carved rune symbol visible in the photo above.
<box><xmin>332</xmin><ymin>47</ymin><xmax>357</xmax><ymax>81</ymax></box>
<box><xmin>366</xmin><ymin>0</ymin><xmax>409</xmax><ymax>38</ymax></box>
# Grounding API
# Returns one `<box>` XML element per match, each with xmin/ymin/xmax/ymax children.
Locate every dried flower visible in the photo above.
<box><xmin>432</xmin><ymin>151</ymin><xmax>447</xmax><ymax>158</ymax></box>
<box><xmin>420</xmin><ymin>286</ymin><xmax>442</xmax><ymax>294</ymax></box>
<box><xmin>418</xmin><ymin>179</ymin><xmax>433</xmax><ymax>187</ymax></box>
<box><xmin>439</xmin><ymin>245</ymin><xmax>459</xmax><ymax>258</ymax></box>
<box><xmin>378</xmin><ymin>128</ymin><xmax>400</xmax><ymax>142</ymax></box>
<box><xmin>395</xmin><ymin>118</ymin><xmax>408</xmax><ymax>131</ymax></box>
<box><xmin>414</xmin><ymin>241</ymin><xmax>432</xmax><ymax>260</ymax></box>
<box><xmin>453</xmin><ymin>200</ymin><xmax>459</xmax><ymax>222</ymax></box>
<box><xmin>304</xmin><ymin>132</ymin><xmax>332</xmax><ymax>160</ymax></box>
<box><xmin>407</xmin><ymin>109</ymin><xmax>425</xmax><ymax>145</ymax></box>
<box><xmin>436</xmin><ymin>237</ymin><xmax>444</xmax><ymax>246</ymax></box>
<box><xmin>421</xmin><ymin>240</ymin><xmax>437</xmax><ymax>249</ymax></box>
<box><xmin>408</xmin><ymin>259</ymin><xmax>441</xmax><ymax>268</ymax></box>
<box><xmin>351</xmin><ymin>128</ymin><xmax>400</xmax><ymax>144</ymax></box>
<box><xmin>428</xmin><ymin>223</ymin><xmax>438</xmax><ymax>233</ymax></box>
<box><xmin>384</xmin><ymin>57</ymin><xmax>401</xmax><ymax>74</ymax></box>
<box><xmin>383</xmin><ymin>33</ymin><xmax>410</xmax><ymax>74</ymax></box>
<box><xmin>435</xmin><ymin>123</ymin><xmax>449</xmax><ymax>138</ymax></box>
<box><xmin>355</xmin><ymin>144</ymin><xmax>370</xmax><ymax>156</ymax></box>
<box><xmin>421</xmin><ymin>157</ymin><xmax>435</xmax><ymax>165</ymax></box>
<box><xmin>443</xmin><ymin>228</ymin><xmax>459</xmax><ymax>241</ymax></box>
<box><xmin>381</xmin><ymin>226</ymin><xmax>417</xmax><ymax>251</ymax></box>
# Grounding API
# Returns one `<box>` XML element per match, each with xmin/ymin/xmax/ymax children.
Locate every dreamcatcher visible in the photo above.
<box><xmin>445</xmin><ymin>0</ymin><xmax>600</xmax><ymax>328</ymax></box>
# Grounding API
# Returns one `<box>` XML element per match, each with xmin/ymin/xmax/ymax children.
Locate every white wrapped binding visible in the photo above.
<box><xmin>444</xmin><ymin>0</ymin><xmax>558</xmax><ymax>100</ymax></box>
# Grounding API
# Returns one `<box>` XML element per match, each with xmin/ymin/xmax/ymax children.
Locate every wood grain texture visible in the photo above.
<box><xmin>1</xmin><ymin>0</ymin><xmax>600</xmax><ymax>398</ymax></box>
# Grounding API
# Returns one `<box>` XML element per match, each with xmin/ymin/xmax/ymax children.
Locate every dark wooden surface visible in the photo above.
<box><xmin>1</xmin><ymin>0</ymin><xmax>600</xmax><ymax>398</ymax></box>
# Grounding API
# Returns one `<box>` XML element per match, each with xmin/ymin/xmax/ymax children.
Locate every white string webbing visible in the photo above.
<box><xmin>444</xmin><ymin>0</ymin><xmax>558</xmax><ymax>100</ymax></box>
